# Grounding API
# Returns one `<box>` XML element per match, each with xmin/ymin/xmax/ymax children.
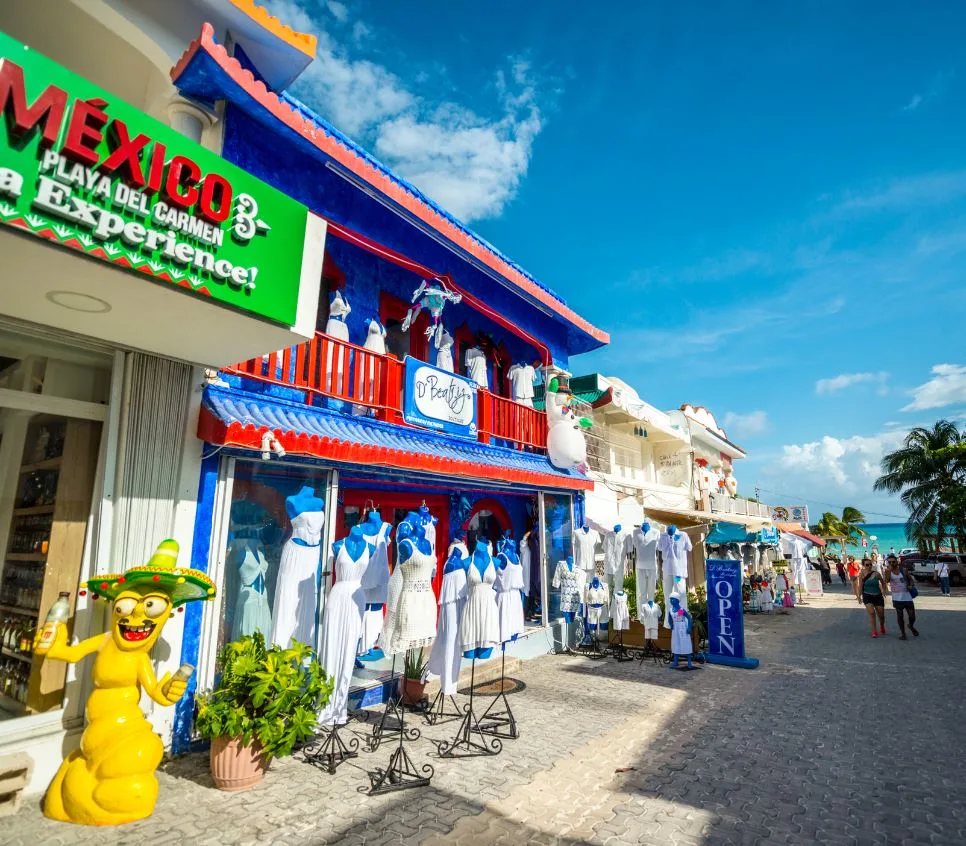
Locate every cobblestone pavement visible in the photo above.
<box><xmin>5</xmin><ymin>581</ymin><xmax>966</xmax><ymax>845</ymax></box>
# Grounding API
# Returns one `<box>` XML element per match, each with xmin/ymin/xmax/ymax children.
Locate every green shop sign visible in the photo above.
<box><xmin>0</xmin><ymin>32</ymin><xmax>309</xmax><ymax>326</ymax></box>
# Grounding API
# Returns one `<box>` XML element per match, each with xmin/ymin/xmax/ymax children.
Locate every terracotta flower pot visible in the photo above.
<box><xmin>209</xmin><ymin>736</ymin><xmax>270</xmax><ymax>792</ymax></box>
<box><xmin>400</xmin><ymin>677</ymin><xmax>425</xmax><ymax>706</ymax></box>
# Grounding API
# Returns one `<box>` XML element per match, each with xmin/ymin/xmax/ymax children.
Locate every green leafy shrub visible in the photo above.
<box><xmin>194</xmin><ymin>632</ymin><xmax>332</xmax><ymax>760</ymax></box>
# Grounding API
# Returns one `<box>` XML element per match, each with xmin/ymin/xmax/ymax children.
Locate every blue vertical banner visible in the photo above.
<box><xmin>705</xmin><ymin>558</ymin><xmax>759</xmax><ymax>669</ymax></box>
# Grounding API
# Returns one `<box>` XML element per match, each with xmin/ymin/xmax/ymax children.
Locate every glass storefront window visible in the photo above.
<box><xmin>542</xmin><ymin>493</ymin><xmax>573</xmax><ymax>620</ymax></box>
<box><xmin>220</xmin><ymin>462</ymin><xmax>329</xmax><ymax>656</ymax></box>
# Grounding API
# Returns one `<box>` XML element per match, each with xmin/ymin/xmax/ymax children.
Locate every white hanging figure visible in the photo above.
<box><xmin>544</xmin><ymin>374</ymin><xmax>591</xmax><ymax>470</ymax></box>
<box><xmin>355</xmin><ymin>317</ymin><xmax>387</xmax><ymax>415</ymax></box>
<box><xmin>324</xmin><ymin>290</ymin><xmax>351</xmax><ymax>393</ymax></box>
<box><xmin>436</xmin><ymin>328</ymin><xmax>454</xmax><ymax>373</ymax></box>
<box><xmin>401</xmin><ymin>279</ymin><xmax>462</xmax><ymax>348</ymax></box>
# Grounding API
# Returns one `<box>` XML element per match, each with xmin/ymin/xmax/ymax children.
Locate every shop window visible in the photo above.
<box><xmin>465</xmin><ymin>498</ymin><xmax>511</xmax><ymax>551</ymax></box>
<box><xmin>219</xmin><ymin>461</ymin><xmax>329</xmax><ymax>657</ymax></box>
<box><xmin>542</xmin><ymin>493</ymin><xmax>573</xmax><ymax>620</ymax></box>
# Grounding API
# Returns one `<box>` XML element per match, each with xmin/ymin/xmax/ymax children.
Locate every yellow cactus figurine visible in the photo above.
<box><xmin>35</xmin><ymin>539</ymin><xmax>215</xmax><ymax>826</ymax></box>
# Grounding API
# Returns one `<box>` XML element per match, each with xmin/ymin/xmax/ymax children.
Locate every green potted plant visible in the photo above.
<box><xmin>401</xmin><ymin>647</ymin><xmax>428</xmax><ymax>706</ymax></box>
<box><xmin>194</xmin><ymin>632</ymin><xmax>332</xmax><ymax>791</ymax></box>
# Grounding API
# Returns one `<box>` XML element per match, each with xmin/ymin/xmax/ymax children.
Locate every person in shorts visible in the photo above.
<box><xmin>886</xmin><ymin>554</ymin><xmax>918</xmax><ymax>639</ymax></box>
<box><xmin>847</xmin><ymin>556</ymin><xmax>860</xmax><ymax>592</ymax></box>
<box><xmin>856</xmin><ymin>557</ymin><xmax>886</xmax><ymax>638</ymax></box>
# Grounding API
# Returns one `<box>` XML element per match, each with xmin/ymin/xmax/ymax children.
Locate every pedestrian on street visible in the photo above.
<box><xmin>847</xmin><ymin>556</ymin><xmax>860</xmax><ymax>593</ymax></box>
<box><xmin>820</xmin><ymin>556</ymin><xmax>832</xmax><ymax>586</ymax></box>
<box><xmin>886</xmin><ymin>554</ymin><xmax>918</xmax><ymax>639</ymax></box>
<box><xmin>935</xmin><ymin>558</ymin><xmax>951</xmax><ymax>596</ymax></box>
<box><xmin>857</xmin><ymin>557</ymin><xmax>887</xmax><ymax>638</ymax></box>
<box><xmin>836</xmin><ymin>558</ymin><xmax>847</xmax><ymax>585</ymax></box>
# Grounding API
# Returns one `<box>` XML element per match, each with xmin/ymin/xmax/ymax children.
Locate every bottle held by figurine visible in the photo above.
<box><xmin>35</xmin><ymin>592</ymin><xmax>70</xmax><ymax>653</ymax></box>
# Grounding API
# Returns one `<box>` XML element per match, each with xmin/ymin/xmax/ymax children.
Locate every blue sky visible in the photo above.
<box><xmin>270</xmin><ymin>0</ymin><xmax>966</xmax><ymax>520</ymax></box>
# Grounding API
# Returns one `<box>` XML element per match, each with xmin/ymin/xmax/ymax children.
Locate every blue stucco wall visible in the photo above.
<box><xmin>221</xmin><ymin>105</ymin><xmax>571</xmax><ymax>369</ymax></box>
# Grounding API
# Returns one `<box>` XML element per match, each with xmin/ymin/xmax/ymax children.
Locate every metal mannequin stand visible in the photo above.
<box><xmin>423</xmin><ymin>688</ymin><xmax>463</xmax><ymax>726</ymax></box>
<box><xmin>610</xmin><ymin>627</ymin><xmax>634</xmax><ymax>662</ymax></box>
<box><xmin>638</xmin><ymin>638</ymin><xmax>662</xmax><ymax>666</ymax></box>
<box><xmin>367</xmin><ymin>650</ymin><xmax>433</xmax><ymax>795</ymax></box>
<box><xmin>478</xmin><ymin>647</ymin><xmax>518</xmax><ymax>740</ymax></box>
<box><xmin>578</xmin><ymin>621</ymin><xmax>607</xmax><ymax>659</ymax></box>
<box><xmin>368</xmin><ymin>656</ymin><xmax>417</xmax><ymax>752</ymax></box>
<box><xmin>437</xmin><ymin>656</ymin><xmax>502</xmax><ymax>758</ymax></box>
<box><xmin>303</xmin><ymin>717</ymin><xmax>360</xmax><ymax>775</ymax></box>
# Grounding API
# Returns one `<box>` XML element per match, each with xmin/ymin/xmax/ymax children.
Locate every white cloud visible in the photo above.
<box><xmin>265</xmin><ymin>0</ymin><xmax>544</xmax><ymax>221</ymax></box>
<box><xmin>903</xmin><ymin>94</ymin><xmax>924</xmax><ymax>112</ymax></box>
<box><xmin>830</xmin><ymin>171</ymin><xmax>966</xmax><ymax>215</ymax></box>
<box><xmin>722</xmin><ymin>410</ymin><xmax>769</xmax><ymax>438</ymax></box>
<box><xmin>815</xmin><ymin>371</ymin><xmax>889</xmax><ymax>395</ymax></box>
<box><xmin>902</xmin><ymin>364</ymin><xmax>966</xmax><ymax>411</ymax></box>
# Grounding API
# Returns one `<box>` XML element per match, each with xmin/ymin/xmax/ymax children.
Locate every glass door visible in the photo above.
<box><xmin>541</xmin><ymin>492</ymin><xmax>574</xmax><ymax>622</ymax></box>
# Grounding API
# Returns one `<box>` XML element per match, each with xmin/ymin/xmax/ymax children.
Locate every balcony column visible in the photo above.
<box><xmin>165</xmin><ymin>96</ymin><xmax>220</xmax><ymax>150</ymax></box>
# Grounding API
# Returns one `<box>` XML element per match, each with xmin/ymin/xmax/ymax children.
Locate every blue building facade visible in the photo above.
<box><xmin>169</xmin><ymin>20</ymin><xmax>607</xmax><ymax>749</ymax></box>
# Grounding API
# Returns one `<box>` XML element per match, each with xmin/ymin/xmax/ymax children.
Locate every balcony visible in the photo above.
<box><xmin>224</xmin><ymin>331</ymin><xmax>548</xmax><ymax>453</ymax></box>
<box><xmin>709</xmin><ymin>494</ymin><xmax>772</xmax><ymax>519</ymax></box>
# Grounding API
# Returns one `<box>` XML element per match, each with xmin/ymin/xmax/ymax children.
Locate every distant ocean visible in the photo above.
<box><xmin>841</xmin><ymin>522</ymin><xmax>910</xmax><ymax>554</ymax></box>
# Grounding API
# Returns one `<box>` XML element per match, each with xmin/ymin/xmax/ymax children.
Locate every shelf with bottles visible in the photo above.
<box><xmin>1</xmin><ymin>647</ymin><xmax>31</xmax><ymax>664</ymax></box>
<box><xmin>11</xmin><ymin>505</ymin><xmax>56</xmax><ymax>517</ymax></box>
<box><xmin>7</xmin><ymin>512</ymin><xmax>52</xmax><ymax>556</ymax></box>
<box><xmin>0</xmin><ymin>660</ymin><xmax>29</xmax><ymax>714</ymax></box>
<box><xmin>18</xmin><ymin>457</ymin><xmax>63</xmax><ymax>474</ymax></box>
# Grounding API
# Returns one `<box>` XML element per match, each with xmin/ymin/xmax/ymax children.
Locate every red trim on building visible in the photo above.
<box><xmin>171</xmin><ymin>24</ymin><xmax>609</xmax><ymax>347</ymax></box>
<box><xmin>198</xmin><ymin>407</ymin><xmax>594</xmax><ymax>491</ymax></box>
<box><xmin>465</xmin><ymin>498</ymin><xmax>512</xmax><ymax>535</ymax></box>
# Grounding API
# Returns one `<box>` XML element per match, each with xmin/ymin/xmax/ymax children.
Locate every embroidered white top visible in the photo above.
<box><xmin>631</xmin><ymin>526</ymin><xmax>660</xmax><ymax>573</ymax></box>
<box><xmin>658</xmin><ymin>531</ymin><xmax>692</xmax><ymax>579</ymax></box>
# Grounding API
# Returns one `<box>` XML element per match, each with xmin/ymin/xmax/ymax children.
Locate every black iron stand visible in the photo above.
<box><xmin>437</xmin><ymin>656</ymin><xmax>502</xmax><ymax>758</ymax></box>
<box><xmin>579</xmin><ymin>620</ymin><xmax>606</xmax><ymax>659</ymax></box>
<box><xmin>610</xmin><ymin>627</ymin><xmax>634</xmax><ymax>662</ymax></box>
<box><xmin>303</xmin><ymin>717</ymin><xmax>360</xmax><ymax>775</ymax></box>
<box><xmin>638</xmin><ymin>638</ymin><xmax>662</xmax><ymax>666</ymax></box>
<box><xmin>367</xmin><ymin>650</ymin><xmax>434</xmax><ymax>795</ymax></box>
<box><xmin>423</xmin><ymin>687</ymin><xmax>462</xmax><ymax>726</ymax></box>
<box><xmin>478</xmin><ymin>647</ymin><xmax>518</xmax><ymax>740</ymax></box>
<box><xmin>368</xmin><ymin>656</ymin><xmax>417</xmax><ymax>752</ymax></box>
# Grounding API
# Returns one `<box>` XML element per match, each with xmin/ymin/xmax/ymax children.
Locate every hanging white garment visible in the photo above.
<box><xmin>318</xmin><ymin>543</ymin><xmax>369</xmax><ymax>726</ymax></box>
<box><xmin>359</xmin><ymin>522</ymin><xmax>391</xmax><ymax>654</ymax></box>
<box><xmin>584</xmin><ymin>581</ymin><xmax>610</xmax><ymax>626</ymax></box>
<box><xmin>494</xmin><ymin>557</ymin><xmax>525</xmax><ymax>642</ymax></box>
<box><xmin>423</xmin><ymin>518</ymin><xmax>437</xmax><ymax>553</ymax></box>
<box><xmin>520</xmin><ymin>540</ymin><xmax>531</xmax><ymax>595</ymax></box>
<box><xmin>603</xmin><ymin>530</ymin><xmax>630</xmax><ymax>578</ymax></box>
<box><xmin>658</xmin><ymin>531</ymin><xmax>692</xmax><ymax>578</ymax></box>
<box><xmin>270</xmin><ymin>511</ymin><xmax>325</xmax><ymax>649</ymax></box>
<box><xmin>670</xmin><ymin>610</ymin><xmax>692</xmax><ymax>656</ymax></box>
<box><xmin>324</xmin><ymin>292</ymin><xmax>351</xmax><ymax>393</ymax></box>
<box><xmin>230</xmin><ymin>539</ymin><xmax>272</xmax><ymax>642</ymax></box>
<box><xmin>460</xmin><ymin>560</ymin><xmax>500</xmax><ymax>653</ymax></box>
<box><xmin>427</xmin><ymin>566</ymin><xmax>467</xmax><ymax>695</ymax></box>
<box><xmin>631</xmin><ymin>527</ymin><xmax>660</xmax><ymax>572</ymax></box>
<box><xmin>507</xmin><ymin>363</ymin><xmax>536</xmax><ymax>403</ymax></box>
<box><xmin>465</xmin><ymin>346</ymin><xmax>488</xmax><ymax>388</ymax></box>
<box><xmin>436</xmin><ymin>331</ymin><xmax>454</xmax><ymax>372</ymax></box>
<box><xmin>552</xmin><ymin>560</ymin><xmax>586</xmax><ymax>614</ymax></box>
<box><xmin>611</xmin><ymin>592</ymin><xmax>630</xmax><ymax>631</ymax></box>
<box><xmin>635</xmin><ymin>568</ymin><xmax>658</xmax><ymax>605</ymax></box>
<box><xmin>573</xmin><ymin>528</ymin><xmax>600</xmax><ymax>573</ymax></box>
<box><xmin>355</xmin><ymin>321</ymin><xmax>387</xmax><ymax>412</ymax></box>
<box><xmin>639</xmin><ymin>601</ymin><xmax>662</xmax><ymax>639</ymax></box>
<box><xmin>385</xmin><ymin>545</ymin><xmax>437</xmax><ymax>654</ymax></box>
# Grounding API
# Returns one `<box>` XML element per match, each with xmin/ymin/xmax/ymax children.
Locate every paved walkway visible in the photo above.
<box><xmin>5</xmin><ymin>581</ymin><xmax>965</xmax><ymax>845</ymax></box>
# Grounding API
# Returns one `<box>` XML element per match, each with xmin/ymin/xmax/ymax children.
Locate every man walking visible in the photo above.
<box><xmin>935</xmin><ymin>558</ymin><xmax>951</xmax><ymax>596</ymax></box>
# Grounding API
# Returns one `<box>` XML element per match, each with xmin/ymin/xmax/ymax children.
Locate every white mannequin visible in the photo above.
<box><xmin>324</xmin><ymin>290</ymin><xmax>351</xmax><ymax>392</ymax></box>
<box><xmin>435</xmin><ymin>328</ymin><xmax>454</xmax><ymax>372</ymax></box>
<box><xmin>723</xmin><ymin>466</ymin><xmax>738</xmax><ymax>498</ymax></box>
<box><xmin>465</xmin><ymin>345</ymin><xmax>488</xmax><ymax>388</ymax></box>
<box><xmin>632</xmin><ymin>522</ymin><xmax>660</xmax><ymax>604</ymax></box>
<box><xmin>658</xmin><ymin>526</ymin><xmax>691</xmax><ymax>626</ymax></box>
<box><xmin>355</xmin><ymin>318</ymin><xmax>387</xmax><ymax>415</ymax></box>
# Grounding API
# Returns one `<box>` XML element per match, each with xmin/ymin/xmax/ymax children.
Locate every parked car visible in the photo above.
<box><xmin>912</xmin><ymin>554</ymin><xmax>965</xmax><ymax>586</ymax></box>
<box><xmin>898</xmin><ymin>547</ymin><xmax>919</xmax><ymax>557</ymax></box>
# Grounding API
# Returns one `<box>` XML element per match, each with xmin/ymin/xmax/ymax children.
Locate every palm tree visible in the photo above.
<box><xmin>874</xmin><ymin>420</ymin><xmax>966</xmax><ymax>553</ymax></box>
<box><xmin>813</xmin><ymin>511</ymin><xmax>847</xmax><ymax>559</ymax></box>
<box><xmin>840</xmin><ymin>506</ymin><xmax>868</xmax><ymax>546</ymax></box>
<box><xmin>812</xmin><ymin>508</ymin><xmax>866</xmax><ymax>559</ymax></box>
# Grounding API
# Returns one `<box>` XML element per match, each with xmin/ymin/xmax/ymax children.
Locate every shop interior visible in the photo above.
<box><xmin>0</xmin><ymin>325</ymin><xmax>110</xmax><ymax>720</ymax></box>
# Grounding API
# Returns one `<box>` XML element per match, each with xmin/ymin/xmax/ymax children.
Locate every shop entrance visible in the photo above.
<box><xmin>340</xmin><ymin>490</ymin><xmax>449</xmax><ymax>596</ymax></box>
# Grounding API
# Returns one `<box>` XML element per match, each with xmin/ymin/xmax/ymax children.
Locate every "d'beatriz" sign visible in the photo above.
<box><xmin>0</xmin><ymin>33</ymin><xmax>310</xmax><ymax>326</ymax></box>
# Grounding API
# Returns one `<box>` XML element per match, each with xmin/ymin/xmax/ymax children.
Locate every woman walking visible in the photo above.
<box><xmin>836</xmin><ymin>558</ymin><xmax>847</xmax><ymax>586</ymax></box>
<box><xmin>886</xmin><ymin>554</ymin><xmax>918</xmax><ymax>639</ymax></box>
<box><xmin>856</xmin><ymin>557</ymin><xmax>887</xmax><ymax>638</ymax></box>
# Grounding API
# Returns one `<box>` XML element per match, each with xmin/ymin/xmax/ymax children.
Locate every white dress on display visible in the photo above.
<box><xmin>507</xmin><ymin>363</ymin><xmax>537</xmax><ymax>407</ymax></box>
<box><xmin>611</xmin><ymin>592</ymin><xmax>630</xmax><ymax>631</ymax></box>
<box><xmin>465</xmin><ymin>346</ymin><xmax>488</xmax><ymax>389</ymax></box>
<box><xmin>573</xmin><ymin>528</ymin><xmax>600</xmax><ymax>573</ymax></box>
<box><xmin>359</xmin><ymin>522</ymin><xmax>391</xmax><ymax>654</ymax></box>
<box><xmin>552</xmin><ymin>561</ymin><xmax>586</xmax><ymax>614</ymax></box>
<box><xmin>318</xmin><ymin>542</ymin><xmax>369</xmax><ymax>726</ymax></box>
<box><xmin>639</xmin><ymin>601</ymin><xmax>662</xmax><ymax>639</ymax></box>
<box><xmin>229</xmin><ymin>539</ymin><xmax>272</xmax><ymax>642</ymax></box>
<box><xmin>427</xmin><ymin>565</ymin><xmax>467</xmax><ymax>695</ymax></box>
<box><xmin>520</xmin><ymin>539</ymin><xmax>531</xmax><ymax>596</ymax></box>
<box><xmin>270</xmin><ymin>511</ymin><xmax>325</xmax><ymax>649</ymax></box>
<box><xmin>385</xmin><ymin>543</ymin><xmax>438</xmax><ymax>655</ymax></box>
<box><xmin>460</xmin><ymin>560</ymin><xmax>500</xmax><ymax>653</ymax></box>
<box><xmin>670</xmin><ymin>611</ymin><xmax>692</xmax><ymax>656</ymax></box>
<box><xmin>494</xmin><ymin>557</ymin><xmax>525</xmax><ymax>642</ymax></box>
<box><xmin>435</xmin><ymin>330</ymin><xmax>454</xmax><ymax>373</ymax></box>
<box><xmin>324</xmin><ymin>291</ymin><xmax>351</xmax><ymax>392</ymax></box>
<box><xmin>584</xmin><ymin>581</ymin><xmax>610</xmax><ymax>626</ymax></box>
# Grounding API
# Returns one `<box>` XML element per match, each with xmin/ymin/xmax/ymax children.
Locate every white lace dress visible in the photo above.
<box><xmin>460</xmin><ymin>560</ymin><xmax>499</xmax><ymax>653</ymax></box>
<box><xmin>318</xmin><ymin>543</ymin><xmax>369</xmax><ymax>725</ymax></box>
<box><xmin>270</xmin><ymin>511</ymin><xmax>325</xmax><ymax>649</ymax></box>
<box><xmin>384</xmin><ymin>544</ymin><xmax>437</xmax><ymax>655</ymax></box>
<box><xmin>552</xmin><ymin>560</ymin><xmax>586</xmax><ymax>614</ymax></box>
<box><xmin>495</xmin><ymin>556</ymin><xmax>525</xmax><ymax>643</ymax></box>
<box><xmin>359</xmin><ymin>522</ymin><xmax>391</xmax><ymax>653</ymax></box>
<box><xmin>427</xmin><ymin>566</ymin><xmax>467</xmax><ymax>695</ymax></box>
<box><xmin>611</xmin><ymin>592</ymin><xmax>630</xmax><ymax>631</ymax></box>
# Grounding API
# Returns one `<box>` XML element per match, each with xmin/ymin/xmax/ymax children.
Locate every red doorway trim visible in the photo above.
<box><xmin>464</xmin><ymin>497</ymin><xmax>512</xmax><ymax>536</ymax></box>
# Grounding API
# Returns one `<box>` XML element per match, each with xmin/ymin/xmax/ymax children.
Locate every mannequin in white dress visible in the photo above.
<box><xmin>324</xmin><ymin>290</ymin><xmax>351</xmax><ymax>396</ymax></box>
<box><xmin>668</xmin><ymin>595</ymin><xmax>694</xmax><ymax>670</ymax></box>
<box><xmin>551</xmin><ymin>555</ymin><xmax>586</xmax><ymax>621</ymax></box>
<box><xmin>318</xmin><ymin>527</ymin><xmax>375</xmax><ymax>726</ymax></box>
<box><xmin>271</xmin><ymin>487</ymin><xmax>325</xmax><ymax>649</ymax></box>
<box><xmin>428</xmin><ymin>539</ymin><xmax>469</xmax><ymax>695</ymax></box>
<box><xmin>355</xmin><ymin>318</ymin><xmax>387</xmax><ymax>415</ymax></box>
<box><xmin>384</xmin><ymin>520</ymin><xmax>438</xmax><ymax>655</ymax></box>
<box><xmin>228</xmin><ymin>537</ymin><xmax>272</xmax><ymax>642</ymax></box>
<box><xmin>460</xmin><ymin>541</ymin><xmax>500</xmax><ymax>659</ymax></box>
<box><xmin>583</xmin><ymin>575</ymin><xmax>610</xmax><ymax>632</ymax></box>
<box><xmin>611</xmin><ymin>590</ymin><xmax>630</xmax><ymax>631</ymax></box>
<box><xmin>639</xmin><ymin>599</ymin><xmax>662</xmax><ymax>640</ymax></box>
<box><xmin>495</xmin><ymin>538</ymin><xmax>525</xmax><ymax>643</ymax></box>
<box><xmin>506</xmin><ymin>362</ymin><xmax>537</xmax><ymax>407</ymax></box>
<box><xmin>465</xmin><ymin>345</ymin><xmax>488</xmax><ymax>389</ymax></box>
<box><xmin>359</xmin><ymin>511</ymin><xmax>392</xmax><ymax>658</ymax></box>
<box><xmin>435</xmin><ymin>328</ymin><xmax>454</xmax><ymax>373</ymax></box>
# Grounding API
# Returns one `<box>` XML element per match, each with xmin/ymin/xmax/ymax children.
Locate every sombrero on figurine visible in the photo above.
<box><xmin>84</xmin><ymin>539</ymin><xmax>216</xmax><ymax>607</ymax></box>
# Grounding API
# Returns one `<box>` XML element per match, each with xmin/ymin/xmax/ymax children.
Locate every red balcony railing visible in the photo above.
<box><xmin>225</xmin><ymin>331</ymin><xmax>547</xmax><ymax>452</ymax></box>
<box><xmin>477</xmin><ymin>390</ymin><xmax>547</xmax><ymax>451</ymax></box>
